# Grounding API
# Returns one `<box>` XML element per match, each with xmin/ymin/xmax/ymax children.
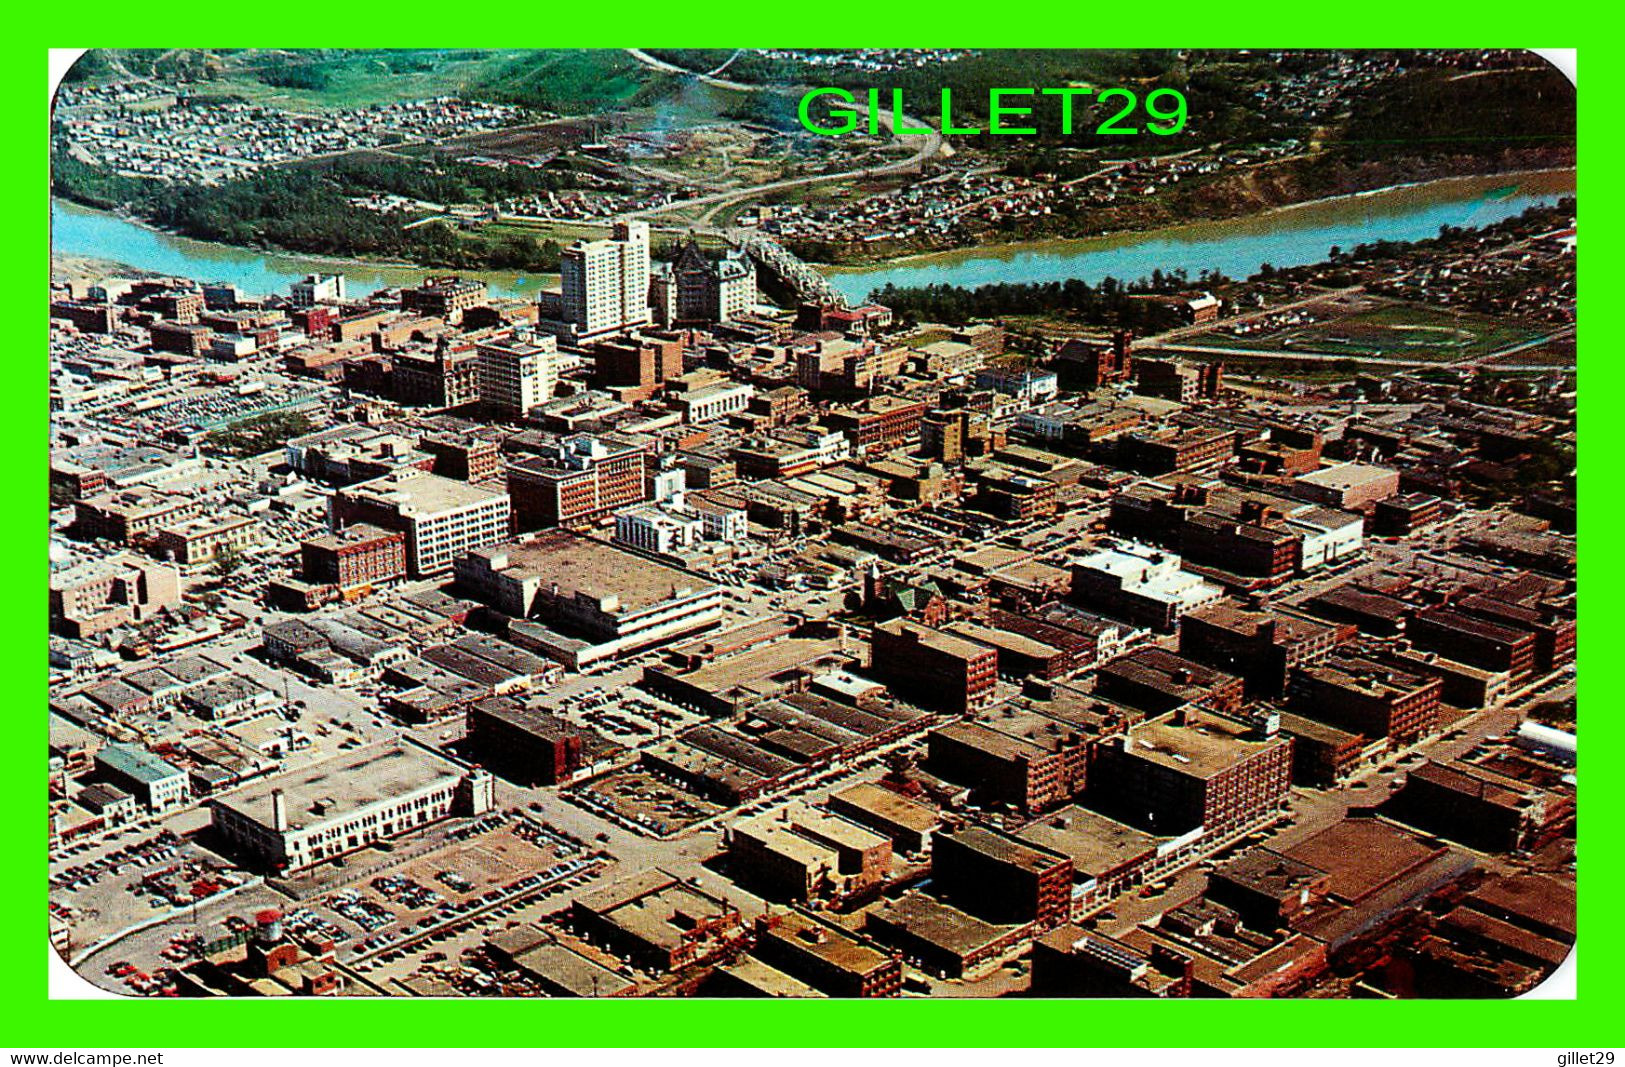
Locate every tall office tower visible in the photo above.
<box><xmin>557</xmin><ymin>220</ymin><xmax>652</xmax><ymax>341</ymax></box>
<box><xmin>476</xmin><ymin>332</ymin><xmax>559</xmax><ymax>420</ymax></box>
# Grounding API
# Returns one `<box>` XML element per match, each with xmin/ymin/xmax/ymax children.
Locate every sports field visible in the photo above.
<box><xmin>1192</xmin><ymin>299</ymin><xmax>1544</xmax><ymax>363</ymax></box>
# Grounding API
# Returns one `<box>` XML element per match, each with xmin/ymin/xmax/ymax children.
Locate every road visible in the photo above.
<box><xmin>619</xmin><ymin>49</ymin><xmax>943</xmax><ymax>228</ymax></box>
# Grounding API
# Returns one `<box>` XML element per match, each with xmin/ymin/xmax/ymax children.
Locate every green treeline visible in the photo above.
<box><xmin>870</xmin><ymin>268</ymin><xmax>1229</xmax><ymax>328</ymax></box>
<box><xmin>51</xmin><ymin>150</ymin><xmax>568</xmax><ymax>272</ymax></box>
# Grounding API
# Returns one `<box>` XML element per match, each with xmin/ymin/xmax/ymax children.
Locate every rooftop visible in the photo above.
<box><xmin>211</xmin><ymin>743</ymin><xmax>463</xmax><ymax>833</ymax></box>
<box><xmin>470</xmin><ymin>530</ymin><xmax>717</xmax><ymax>616</ymax></box>
<box><xmin>1015</xmin><ymin>806</ymin><xmax>1160</xmax><ymax>878</ymax></box>
<box><xmin>339</xmin><ymin>470</ymin><xmax>507</xmax><ymax>518</ymax></box>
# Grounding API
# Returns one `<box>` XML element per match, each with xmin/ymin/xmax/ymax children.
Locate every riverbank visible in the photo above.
<box><xmin>50</xmin><ymin>198</ymin><xmax>558</xmax><ymax>299</ymax></box>
<box><xmin>801</xmin><ymin>151</ymin><xmax>1576</xmax><ymax>269</ymax></box>
<box><xmin>822</xmin><ymin>167</ymin><xmax>1574</xmax><ymax>302</ymax></box>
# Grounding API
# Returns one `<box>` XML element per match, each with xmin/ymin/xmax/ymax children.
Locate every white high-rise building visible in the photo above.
<box><xmin>556</xmin><ymin>221</ymin><xmax>652</xmax><ymax>341</ymax></box>
<box><xmin>477</xmin><ymin>333</ymin><xmax>559</xmax><ymax>419</ymax></box>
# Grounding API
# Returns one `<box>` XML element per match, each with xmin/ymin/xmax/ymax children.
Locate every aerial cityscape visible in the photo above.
<box><xmin>49</xmin><ymin>48</ymin><xmax>1576</xmax><ymax>999</ymax></box>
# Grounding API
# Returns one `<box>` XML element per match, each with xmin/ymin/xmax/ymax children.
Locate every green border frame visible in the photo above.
<box><xmin>18</xmin><ymin>22</ymin><xmax>1607</xmax><ymax>1047</ymax></box>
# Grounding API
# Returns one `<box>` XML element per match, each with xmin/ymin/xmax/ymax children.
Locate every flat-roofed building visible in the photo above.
<box><xmin>207</xmin><ymin>744</ymin><xmax>494</xmax><ymax>871</ymax></box>
<box><xmin>476</xmin><ymin>334</ymin><xmax>558</xmax><ymax>419</ymax></box>
<box><xmin>1088</xmin><ymin>711</ymin><xmax>1292</xmax><ymax>837</ymax></box>
<box><xmin>1120</xmin><ymin>426</ymin><xmax>1235</xmax><ymax>475</ymax></box>
<box><xmin>1015</xmin><ymin>806</ymin><xmax>1161</xmax><ymax>907</ymax></box>
<box><xmin>927</xmin><ymin>719</ymin><xmax>1086</xmax><ymax>814</ymax></box>
<box><xmin>1291</xmin><ymin>462</ymin><xmax>1400</xmax><ymax>510</ymax></box>
<box><xmin>570</xmin><ymin>868</ymin><xmax>743</xmax><ymax>974</ymax></box>
<box><xmin>401</xmin><ymin>276</ymin><xmax>487</xmax><ymax>322</ymax></box>
<box><xmin>944</xmin><ymin>620</ymin><xmax>1068</xmax><ymax>680</ymax></box>
<box><xmin>827</xmin><ymin>783</ymin><xmax>941</xmax><ymax>855</ymax></box>
<box><xmin>1095</xmin><ymin>648</ymin><xmax>1245</xmax><ymax>717</ymax></box>
<box><xmin>1276</xmin><ymin>712</ymin><xmax>1366</xmax><ymax>787</ymax></box>
<box><xmin>728</xmin><ymin>804</ymin><xmax>892</xmax><ymax>904</ymax></box>
<box><xmin>95</xmin><ymin>743</ymin><xmax>189</xmax><ymax>812</ymax></box>
<box><xmin>703</xmin><ymin>956</ymin><xmax>827</xmax><ymax>998</ymax></box>
<box><xmin>1287</xmin><ymin>651</ymin><xmax>1443</xmax><ymax>748</ymax></box>
<box><xmin>752</xmin><ymin>909</ymin><xmax>901</xmax><ymax>998</ymax></box>
<box><xmin>299</xmin><ymin>524</ymin><xmax>406</xmax><ymax>593</ymax></box>
<box><xmin>332</xmin><ymin>471</ymin><xmax>510</xmax><ymax>578</ymax></box>
<box><xmin>1070</xmin><ymin>541</ymin><xmax>1222</xmax><ymax>632</ymax></box>
<box><xmin>932</xmin><ymin>824</ymin><xmax>1074</xmax><ymax>927</ymax></box>
<box><xmin>1179</xmin><ymin>605</ymin><xmax>1347</xmax><ymax>697</ymax></box>
<box><xmin>74</xmin><ymin>486</ymin><xmax>205</xmax><ymax>544</ymax></box>
<box><xmin>487</xmin><ymin>927</ymin><xmax>635</xmax><ymax>998</ymax></box>
<box><xmin>50</xmin><ymin>553</ymin><xmax>180</xmax><ymax>638</ymax></box>
<box><xmin>153</xmin><ymin>514</ymin><xmax>262</xmax><ymax>569</ymax></box>
<box><xmin>465</xmin><ymin>698</ymin><xmax>586</xmax><ymax>785</ymax></box>
<box><xmin>1408</xmin><ymin>608</ymin><xmax>1537</xmax><ymax>680</ymax></box>
<box><xmin>870</xmin><ymin>620</ymin><xmax>998</xmax><ymax>715</ymax></box>
<box><xmin>1031</xmin><ymin>927</ymin><xmax>1192</xmax><ymax>998</ymax></box>
<box><xmin>1386</xmin><ymin>760</ymin><xmax>1560</xmax><ymax>853</ymax></box>
<box><xmin>455</xmin><ymin>531</ymin><xmax>724</xmax><ymax>666</ymax></box>
<box><xmin>865</xmin><ymin>890</ymin><xmax>1028</xmax><ymax>979</ymax></box>
<box><xmin>506</xmin><ymin>435</ymin><xmax>648</xmax><ymax>531</ymax></box>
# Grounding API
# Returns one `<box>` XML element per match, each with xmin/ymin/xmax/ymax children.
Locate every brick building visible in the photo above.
<box><xmin>869</xmin><ymin>620</ymin><xmax>998</xmax><ymax>715</ymax></box>
<box><xmin>1088</xmin><ymin>711</ymin><xmax>1293</xmax><ymax>836</ymax></box>
<box><xmin>506</xmin><ymin>435</ymin><xmax>648</xmax><ymax>531</ymax></box>
<box><xmin>931</xmin><ymin>825</ymin><xmax>1073</xmax><ymax>927</ymax></box>
<box><xmin>1286</xmin><ymin>651</ymin><xmax>1443</xmax><ymax>748</ymax></box>
<box><xmin>465</xmin><ymin>699</ymin><xmax>586</xmax><ymax>786</ymax></box>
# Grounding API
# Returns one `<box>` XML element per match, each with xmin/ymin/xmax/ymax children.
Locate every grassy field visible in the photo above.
<box><xmin>199</xmin><ymin>50</ymin><xmax>531</xmax><ymax>112</ymax></box>
<box><xmin>1192</xmin><ymin>300</ymin><xmax>1544</xmax><ymax>363</ymax></box>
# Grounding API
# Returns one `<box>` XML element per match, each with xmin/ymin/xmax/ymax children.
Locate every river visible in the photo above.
<box><xmin>822</xmin><ymin>169</ymin><xmax>1575</xmax><ymax>303</ymax></box>
<box><xmin>50</xmin><ymin>199</ymin><xmax>553</xmax><ymax>299</ymax></box>
<box><xmin>52</xmin><ymin>168</ymin><xmax>1573</xmax><ymax>305</ymax></box>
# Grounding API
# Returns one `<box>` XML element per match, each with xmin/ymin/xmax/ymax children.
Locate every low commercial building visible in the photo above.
<box><xmin>208</xmin><ymin>744</ymin><xmax>495</xmax><ymax>871</ymax></box>
<box><xmin>95</xmin><ymin>743</ymin><xmax>189</xmax><ymax>812</ymax></box>
<box><xmin>826</xmin><ymin>783</ymin><xmax>940</xmax><ymax>856</ymax></box>
<box><xmin>752</xmin><ymin>909</ymin><xmax>901</xmax><ymax>997</ymax></box>
<box><xmin>570</xmin><ymin>869</ymin><xmax>744</xmax><ymax>974</ymax></box>
<box><xmin>1015</xmin><ymin>806</ymin><xmax>1162</xmax><ymax>910</ymax></box>
<box><xmin>865</xmin><ymin>891</ymin><xmax>1028</xmax><ymax>979</ymax></box>
<box><xmin>1291</xmin><ymin>462</ymin><xmax>1400</xmax><ymax>510</ymax></box>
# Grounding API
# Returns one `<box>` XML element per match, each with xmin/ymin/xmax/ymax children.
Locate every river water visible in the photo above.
<box><xmin>50</xmin><ymin>198</ymin><xmax>552</xmax><ymax>299</ymax></box>
<box><xmin>52</xmin><ymin>168</ymin><xmax>1573</xmax><ymax>304</ymax></box>
<box><xmin>822</xmin><ymin>169</ymin><xmax>1575</xmax><ymax>303</ymax></box>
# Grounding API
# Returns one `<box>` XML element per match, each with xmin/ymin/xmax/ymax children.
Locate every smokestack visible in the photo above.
<box><xmin>272</xmin><ymin>788</ymin><xmax>288</xmax><ymax>833</ymax></box>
